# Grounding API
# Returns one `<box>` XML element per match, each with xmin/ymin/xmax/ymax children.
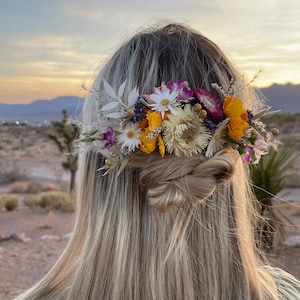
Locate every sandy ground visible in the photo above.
<box><xmin>0</xmin><ymin>127</ymin><xmax>299</xmax><ymax>299</ymax></box>
<box><xmin>0</xmin><ymin>208</ymin><xmax>74</xmax><ymax>299</ymax></box>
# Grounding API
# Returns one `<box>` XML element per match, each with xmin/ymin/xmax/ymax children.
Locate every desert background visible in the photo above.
<box><xmin>0</xmin><ymin>112</ymin><xmax>299</xmax><ymax>299</ymax></box>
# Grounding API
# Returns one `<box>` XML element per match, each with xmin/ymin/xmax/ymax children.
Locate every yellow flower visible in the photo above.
<box><xmin>227</xmin><ymin>118</ymin><xmax>249</xmax><ymax>140</ymax></box>
<box><xmin>140</xmin><ymin>128</ymin><xmax>156</xmax><ymax>153</ymax></box>
<box><xmin>139</xmin><ymin>111</ymin><xmax>165</xmax><ymax>157</ymax></box>
<box><xmin>147</xmin><ymin>110</ymin><xmax>162</xmax><ymax>130</ymax></box>
<box><xmin>223</xmin><ymin>96</ymin><xmax>249</xmax><ymax>140</ymax></box>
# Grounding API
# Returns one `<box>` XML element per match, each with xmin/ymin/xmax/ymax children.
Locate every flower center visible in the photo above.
<box><xmin>181</xmin><ymin>128</ymin><xmax>196</xmax><ymax>143</ymax></box>
<box><xmin>127</xmin><ymin>109</ymin><xmax>135</xmax><ymax>117</ymax></box>
<box><xmin>202</xmin><ymin>95</ymin><xmax>215</xmax><ymax>108</ymax></box>
<box><xmin>161</xmin><ymin>99</ymin><xmax>170</xmax><ymax>106</ymax></box>
<box><xmin>126</xmin><ymin>130</ymin><xmax>134</xmax><ymax>139</ymax></box>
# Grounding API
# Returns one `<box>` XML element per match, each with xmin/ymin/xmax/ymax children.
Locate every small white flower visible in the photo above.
<box><xmin>206</xmin><ymin>118</ymin><xmax>229</xmax><ymax>158</ymax></box>
<box><xmin>117</xmin><ymin>123</ymin><xmax>141</xmax><ymax>152</ymax></box>
<box><xmin>149</xmin><ymin>85</ymin><xmax>180</xmax><ymax>118</ymax></box>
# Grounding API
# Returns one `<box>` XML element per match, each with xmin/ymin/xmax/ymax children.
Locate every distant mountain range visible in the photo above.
<box><xmin>259</xmin><ymin>84</ymin><xmax>300</xmax><ymax>114</ymax></box>
<box><xmin>0</xmin><ymin>84</ymin><xmax>299</xmax><ymax>124</ymax></box>
<box><xmin>0</xmin><ymin>96</ymin><xmax>84</xmax><ymax>124</ymax></box>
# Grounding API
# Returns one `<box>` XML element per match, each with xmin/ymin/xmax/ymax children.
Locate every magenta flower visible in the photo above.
<box><xmin>103</xmin><ymin>127</ymin><xmax>115</xmax><ymax>148</ymax></box>
<box><xmin>241</xmin><ymin>146</ymin><xmax>254</xmax><ymax>163</ymax></box>
<box><xmin>194</xmin><ymin>88</ymin><xmax>224</xmax><ymax>120</ymax></box>
<box><xmin>167</xmin><ymin>80</ymin><xmax>194</xmax><ymax>102</ymax></box>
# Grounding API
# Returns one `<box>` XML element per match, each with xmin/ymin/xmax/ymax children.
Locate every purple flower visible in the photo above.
<box><xmin>103</xmin><ymin>127</ymin><xmax>115</xmax><ymax>148</ymax></box>
<box><xmin>194</xmin><ymin>88</ymin><xmax>224</xmax><ymax>120</ymax></box>
<box><xmin>166</xmin><ymin>80</ymin><xmax>194</xmax><ymax>102</ymax></box>
<box><xmin>204</xmin><ymin>117</ymin><xmax>218</xmax><ymax>133</ymax></box>
<box><xmin>254</xmin><ymin>135</ymin><xmax>266</xmax><ymax>149</ymax></box>
<box><xmin>247</xmin><ymin>110</ymin><xmax>254</xmax><ymax>125</ymax></box>
<box><xmin>241</xmin><ymin>146</ymin><xmax>254</xmax><ymax>163</ymax></box>
<box><xmin>129</xmin><ymin>96</ymin><xmax>147</xmax><ymax>123</ymax></box>
<box><xmin>241</xmin><ymin>135</ymin><xmax>267</xmax><ymax>163</ymax></box>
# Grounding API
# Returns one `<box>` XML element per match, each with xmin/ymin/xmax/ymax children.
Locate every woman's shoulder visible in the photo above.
<box><xmin>263</xmin><ymin>265</ymin><xmax>300</xmax><ymax>299</ymax></box>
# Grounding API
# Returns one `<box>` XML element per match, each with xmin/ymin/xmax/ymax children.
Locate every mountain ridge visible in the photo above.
<box><xmin>259</xmin><ymin>83</ymin><xmax>300</xmax><ymax>113</ymax></box>
<box><xmin>0</xmin><ymin>96</ymin><xmax>84</xmax><ymax>124</ymax></box>
<box><xmin>0</xmin><ymin>84</ymin><xmax>299</xmax><ymax>124</ymax></box>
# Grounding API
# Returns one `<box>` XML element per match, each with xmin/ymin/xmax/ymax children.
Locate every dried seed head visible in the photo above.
<box><xmin>198</xmin><ymin>109</ymin><xmax>207</xmax><ymax>119</ymax></box>
<box><xmin>271</xmin><ymin>128</ymin><xmax>279</xmax><ymax>136</ymax></box>
<box><xmin>193</xmin><ymin>103</ymin><xmax>202</xmax><ymax>112</ymax></box>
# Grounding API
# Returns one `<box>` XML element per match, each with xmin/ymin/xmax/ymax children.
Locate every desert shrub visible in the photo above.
<box><xmin>26</xmin><ymin>181</ymin><xmax>43</xmax><ymax>193</ymax></box>
<box><xmin>0</xmin><ymin>194</ymin><xmax>18</xmax><ymax>211</ymax></box>
<box><xmin>39</xmin><ymin>191</ymin><xmax>74</xmax><ymax>212</ymax></box>
<box><xmin>250</xmin><ymin>145</ymin><xmax>300</xmax><ymax>251</ymax></box>
<box><xmin>42</xmin><ymin>182</ymin><xmax>61</xmax><ymax>192</ymax></box>
<box><xmin>24</xmin><ymin>195</ymin><xmax>40</xmax><ymax>208</ymax></box>
<box><xmin>0</xmin><ymin>161</ymin><xmax>25</xmax><ymax>184</ymax></box>
<box><xmin>0</xmin><ymin>196</ymin><xmax>6</xmax><ymax>209</ymax></box>
<box><xmin>9</xmin><ymin>181</ymin><xmax>44</xmax><ymax>194</ymax></box>
<box><xmin>5</xmin><ymin>197</ymin><xmax>18</xmax><ymax>211</ymax></box>
<box><xmin>10</xmin><ymin>181</ymin><xmax>28</xmax><ymax>193</ymax></box>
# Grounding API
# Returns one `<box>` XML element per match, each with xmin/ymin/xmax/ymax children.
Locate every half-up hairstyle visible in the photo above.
<box><xmin>16</xmin><ymin>23</ymin><xmax>279</xmax><ymax>300</ymax></box>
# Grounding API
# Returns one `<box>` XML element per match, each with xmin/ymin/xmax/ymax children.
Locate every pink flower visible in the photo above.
<box><xmin>241</xmin><ymin>146</ymin><xmax>254</xmax><ymax>163</ymax></box>
<box><xmin>241</xmin><ymin>135</ymin><xmax>268</xmax><ymax>163</ymax></box>
<box><xmin>167</xmin><ymin>80</ymin><xmax>194</xmax><ymax>102</ymax></box>
<box><xmin>103</xmin><ymin>127</ymin><xmax>115</xmax><ymax>148</ymax></box>
<box><xmin>254</xmin><ymin>135</ymin><xmax>265</xmax><ymax>149</ymax></box>
<box><xmin>194</xmin><ymin>88</ymin><xmax>224</xmax><ymax>120</ymax></box>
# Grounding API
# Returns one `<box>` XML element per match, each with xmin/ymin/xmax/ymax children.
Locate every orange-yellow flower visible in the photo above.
<box><xmin>139</xmin><ymin>111</ymin><xmax>165</xmax><ymax>157</ymax></box>
<box><xmin>227</xmin><ymin>118</ymin><xmax>249</xmax><ymax>140</ymax></box>
<box><xmin>147</xmin><ymin>110</ymin><xmax>162</xmax><ymax>130</ymax></box>
<box><xmin>223</xmin><ymin>96</ymin><xmax>249</xmax><ymax>140</ymax></box>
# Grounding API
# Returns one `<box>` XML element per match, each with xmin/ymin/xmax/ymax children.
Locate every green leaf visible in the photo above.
<box><xmin>250</xmin><ymin>145</ymin><xmax>299</xmax><ymax>200</ymax></box>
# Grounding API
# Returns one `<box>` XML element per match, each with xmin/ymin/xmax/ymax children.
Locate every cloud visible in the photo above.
<box><xmin>1</xmin><ymin>0</ymin><xmax>300</xmax><ymax>103</ymax></box>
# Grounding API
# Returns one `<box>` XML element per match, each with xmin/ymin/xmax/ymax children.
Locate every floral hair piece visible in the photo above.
<box><xmin>80</xmin><ymin>79</ymin><xmax>279</xmax><ymax>175</ymax></box>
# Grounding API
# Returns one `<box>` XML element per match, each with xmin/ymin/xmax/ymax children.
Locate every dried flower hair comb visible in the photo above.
<box><xmin>80</xmin><ymin>79</ymin><xmax>279</xmax><ymax>175</ymax></box>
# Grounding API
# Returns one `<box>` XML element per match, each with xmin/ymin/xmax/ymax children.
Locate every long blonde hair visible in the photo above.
<box><xmin>17</xmin><ymin>23</ymin><xmax>279</xmax><ymax>299</ymax></box>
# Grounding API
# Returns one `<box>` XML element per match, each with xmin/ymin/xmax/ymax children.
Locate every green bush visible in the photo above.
<box><xmin>0</xmin><ymin>194</ymin><xmax>18</xmax><ymax>211</ymax></box>
<box><xmin>26</xmin><ymin>181</ymin><xmax>43</xmax><ymax>193</ymax></box>
<box><xmin>39</xmin><ymin>192</ymin><xmax>74</xmax><ymax>212</ymax></box>
<box><xmin>24</xmin><ymin>195</ymin><xmax>40</xmax><ymax>208</ymax></box>
<box><xmin>250</xmin><ymin>145</ymin><xmax>300</xmax><ymax>251</ymax></box>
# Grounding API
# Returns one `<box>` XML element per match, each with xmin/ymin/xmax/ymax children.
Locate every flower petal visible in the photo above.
<box><xmin>103</xmin><ymin>79</ymin><xmax>118</xmax><ymax>99</ymax></box>
<box><xmin>100</xmin><ymin>101</ymin><xmax>120</xmax><ymax>111</ymax></box>
<box><xmin>118</xmin><ymin>80</ymin><xmax>127</xmax><ymax>98</ymax></box>
<box><xmin>128</xmin><ymin>88</ymin><xmax>139</xmax><ymax>107</ymax></box>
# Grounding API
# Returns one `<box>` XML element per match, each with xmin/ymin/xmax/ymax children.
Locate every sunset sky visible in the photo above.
<box><xmin>1</xmin><ymin>0</ymin><xmax>300</xmax><ymax>104</ymax></box>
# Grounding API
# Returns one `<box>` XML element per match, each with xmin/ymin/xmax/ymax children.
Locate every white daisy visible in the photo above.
<box><xmin>149</xmin><ymin>85</ymin><xmax>180</xmax><ymax>118</ymax></box>
<box><xmin>163</xmin><ymin>104</ymin><xmax>211</xmax><ymax>157</ymax></box>
<box><xmin>205</xmin><ymin>118</ymin><xmax>229</xmax><ymax>158</ymax></box>
<box><xmin>117</xmin><ymin>123</ymin><xmax>141</xmax><ymax>153</ymax></box>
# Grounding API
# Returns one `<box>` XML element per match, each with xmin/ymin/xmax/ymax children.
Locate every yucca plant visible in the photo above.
<box><xmin>249</xmin><ymin>144</ymin><xmax>299</xmax><ymax>251</ymax></box>
<box><xmin>48</xmin><ymin>109</ymin><xmax>79</xmax><ymax>192</ymax></box>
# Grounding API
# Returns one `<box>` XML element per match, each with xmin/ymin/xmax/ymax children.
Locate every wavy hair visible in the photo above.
<box><xmin>16</xmin><ymin>23</ymin><xmax>279</xmax><ymax>299</ymax></box>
